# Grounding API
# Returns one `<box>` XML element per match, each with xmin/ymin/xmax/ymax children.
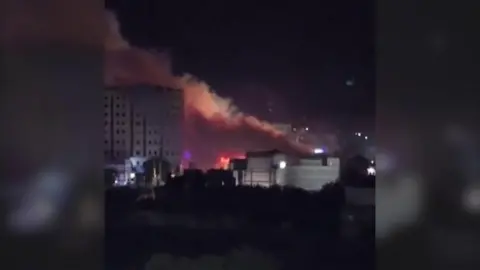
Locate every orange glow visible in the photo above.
<box><xmin>215</xmin><ymin>154</ymin><xmax>248</xmax><ymax>170</ymax></box>
<box><xmin>104</xmin><ymin>11</ymin><xmax>287</xmax><ymax>136</ymax></box>
<box><xmin>216</xmin><ymin>156</ymin><xmax>230</xmax><ymax>170</ymax></box>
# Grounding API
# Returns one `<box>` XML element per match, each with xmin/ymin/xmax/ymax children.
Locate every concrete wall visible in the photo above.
<box><xmin>239</xmin><ymin>154</ymin><xmax>339</xmax><ymax>191</ymax></box>
<box><xmin>246</xmin><ymin>156</ymin><xmax>272</xmax><ymax>171</ymax></box>
<box><xmin>285</xmin><ymin>166</ymin><xmax>338</xmax><ymax>191</ymax></box>
<box><xmin>243</xmin><ymin>171</ymin><xmax>272</xmax><ymax>187</ymax></box>
<box><xmin>284</xmin><ymin>157</ymin><xmax>340</xmax><ymax>191</ymax></box>
<box><xmin>242</xmin><ymin>153</ymin><xmax>288</xmax><ymax>187</ymax></box>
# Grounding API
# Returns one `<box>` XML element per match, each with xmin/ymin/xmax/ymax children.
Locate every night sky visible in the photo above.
<box><xmin>106</xmin><ymin>0</ymin><xmax>374</xmax><ymax>131</ymax></box>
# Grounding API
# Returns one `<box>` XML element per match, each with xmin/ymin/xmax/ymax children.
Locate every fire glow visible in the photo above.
<box><xmin>216</xmin><ymin>154</ymin><xmax>246</xmax><ymax>170</ymax></box>
<box><xmin>217</xmin><ymin>157</ymin><xmax>230</xmax><ymax>170</ymax></box>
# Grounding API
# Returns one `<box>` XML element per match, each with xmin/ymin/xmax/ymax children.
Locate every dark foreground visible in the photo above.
<box><xmin>105</xmin><ymin>185</ymin><xmax>374</xmax><ymax>270</ymax></box>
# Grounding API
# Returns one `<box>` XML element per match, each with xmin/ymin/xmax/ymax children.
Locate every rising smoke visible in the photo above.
<box><xmin>104</xmin><ymin>10</ymin><xmax>312</xmax><ymax>166</ymax></box>
<box><xmin>105</xmin><ymin>10</ymin><xmax>287</xmax><ymax>135</ymax></box>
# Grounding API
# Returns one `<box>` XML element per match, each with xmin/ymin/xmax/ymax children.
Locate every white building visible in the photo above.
<box><xmin>236</xmin><ymin>150</ymin><xmax>340</xmax><ymax>190</ymax></box>
<box><xmin>104</xmin><ymin>85</ymin><xmax>184</xmax><ymax>168</ymax></box>
<box><xmin>242</xmin><ymin>150</ymin><xmax>287</xmax><ymax>187</ymax></box>
<box><xmin>284</xmin><ymin>155</ymin><xmax>340</xmax><ymax>191</ymax></box>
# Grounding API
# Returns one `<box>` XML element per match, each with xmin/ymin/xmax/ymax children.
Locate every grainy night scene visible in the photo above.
<box><xmin>104</xmin><ymin>0</ymin><xmax>375</xmax><ymax>269</ymax></box>
<box><xmin>2</xmin><ymin>1</ymin><xmax>479</xmax><ymax>270</ymax></box>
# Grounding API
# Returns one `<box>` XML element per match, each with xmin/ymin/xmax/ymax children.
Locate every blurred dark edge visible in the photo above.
<box><xmin>377</xmin><ymin>0</ymin><xmax>480</xmax><ymax>270</ymax></box>
<box><xmin>0</xmin><ymin>1</ymin><xmax>104</xmax><ymax>270</ymax></box>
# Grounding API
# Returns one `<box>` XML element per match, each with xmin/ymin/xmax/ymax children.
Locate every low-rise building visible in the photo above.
<box><xmin>230</xmin><ymin>149</ymin><xmax>340</xmax><ymax>190</ymax></box>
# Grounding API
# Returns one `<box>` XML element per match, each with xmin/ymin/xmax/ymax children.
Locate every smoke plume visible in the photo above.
<box><xmin>104</xmin><ymin>10</ymin><xmax>312</xmax><ymax>161</ymax></box>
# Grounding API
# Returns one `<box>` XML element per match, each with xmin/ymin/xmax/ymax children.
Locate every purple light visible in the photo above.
<box><xmin>183</xmin><ymin>151</ymin><xmax>192</xmax><ymax>160</ymax></box>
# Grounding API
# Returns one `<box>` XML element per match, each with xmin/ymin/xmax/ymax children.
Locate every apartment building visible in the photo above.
<box><xmin>104</xmin><ymin>85</ymin><xmax>183</xmax><ymax>168</ymax></box>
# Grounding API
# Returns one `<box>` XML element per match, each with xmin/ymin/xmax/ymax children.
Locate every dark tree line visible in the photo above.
<box><xmin>105</xmin><ymin>158</ymin><xmax>375</xmax><ymax>270</ymax></box>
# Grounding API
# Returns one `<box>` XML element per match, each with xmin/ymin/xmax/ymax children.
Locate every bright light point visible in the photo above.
<box><xmin>305</xmin><ymin>127</ymin><xmax>309</xmax><ymax>131</ymax></box>
<box><xmin>365</xmin><ymin>136</ymin><xmax>368</xmax><ymax>140</ymax></box>
<box><xmin>371</xmin><ymin>160</ymin><xmax>375</xmax><ymax>164</ymax></box>
<box><xmin>129</xmin><ymin>173</ymin><xmax>135</xmax><ymax>179</ymax></box>
<box><xmin>170</xmin><ymin>173</ymin><xmax>175</xmax><ymax>178</ymax></box>
<box><xmin>314</xmin><ymin>148</ymin><xmax>324</xmax><ymax>154</ymax></box>
<box><xmin>279</xmin><ymin>161</ymin><xmax>287</xmax><ymax>169</ymax></box>
<box><xmin>367</xmin><ymin>167</ymin><xmax>376</xmax><ymax>175</ymax></box>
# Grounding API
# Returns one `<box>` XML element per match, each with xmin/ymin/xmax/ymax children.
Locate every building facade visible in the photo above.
<box><xmin>232</xmin><ymin>150</ymin><xmax>340</xmax><ymax>190</ymax></box>
<box><xmin>284</xmin><ymin>155</ymin><xmax>340</xmax><ymax>190</ymax></box>
<box><xmin>104</xmin><ymin>85</ymin><xmax>184</xmax><ymax>168</ymax></box>
<box><xmin>243</xmin><ymin>150</ymin><xmax>287</xmax><ymax>187</ymax></box>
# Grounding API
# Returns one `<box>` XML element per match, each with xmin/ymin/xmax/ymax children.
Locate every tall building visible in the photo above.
<box><xmin>104</xmin><ymin>85</ymin><xmax>184</xmax><ymax>168</ymax></box>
